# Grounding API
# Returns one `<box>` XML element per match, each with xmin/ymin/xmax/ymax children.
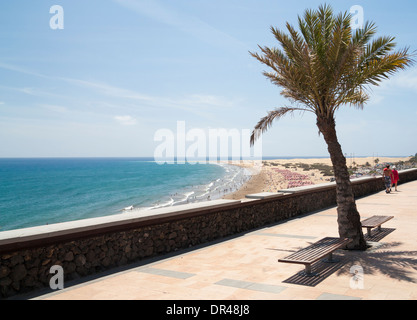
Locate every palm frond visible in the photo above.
<box><xmin>250</xmin><ymin>4</ymin><xmax>414</xmax><ymax>146</ymax></box>
<box><xmin>360</xmin><ymin>36</ymin><xmax>397</xmax><ymax>68</ymax></box>
<box><xmin>352</xmin><ymin>21</ymin><xmax>377</xmax><ymax>46</ymax></box>
<box><xmin>250</xmin><ymin>107</ymin><xmax>311</xmax><ymax>145</ymax></box>
<box><xmin>359</xmin><ymin>47</ymin><xmax>414</xmax><ymax>86</ymax></box>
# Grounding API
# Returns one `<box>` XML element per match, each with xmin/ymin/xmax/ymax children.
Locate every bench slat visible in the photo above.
<box><xmin>278</xmin><ymin>237</ymin><xmax>351</xmax><ymax>265</ymax></box>
<box><xmin>284</xmin><ymin>240</ymin><xmax>340</xmax><ymax>262</ymax></box>
<box><xmin>361</xmin><ymin>215</ymin><xmax>394</xmax><ymax>237</ymax></box>
<box><xmin>361</xmin><ymin>215</ymin><xmax>393</xmax><ymax>228</ymax></box>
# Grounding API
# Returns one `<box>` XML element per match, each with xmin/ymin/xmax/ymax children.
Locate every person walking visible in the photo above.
<box><xmin>391</xmin><ymin>166</ymin><xmax>399</xmax><ymax>191</ymax></box>
<box><xmin>383</xmin><ymin>164</ymin><xmax>393</xmax><ymax>193</ymax></box>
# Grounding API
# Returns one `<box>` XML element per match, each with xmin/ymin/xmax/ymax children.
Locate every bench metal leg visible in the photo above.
<box><xmin>367</xmin><ymin>226</ymin><xmax>383</xmax><ymax>237</ymax></box>
<box><xmin>299</xmin><ymin>264</ymin><xmax>318</xmax><ymax>277</ymax></box>
<box><xmin>298</xmin><ymin>252</ymin><xmax>342</xmax><ymax>277</ymax></box>
<box><xmin>321</xmin><ymin>252</ymin><xmax>340</xmax><ymax>264</ymax></box>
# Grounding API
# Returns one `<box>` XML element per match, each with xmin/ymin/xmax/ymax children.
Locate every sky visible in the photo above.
<box><xmin>0</xmin><ymin>0</ymin><xmax>416</xmax><ymax>158</ymax></box>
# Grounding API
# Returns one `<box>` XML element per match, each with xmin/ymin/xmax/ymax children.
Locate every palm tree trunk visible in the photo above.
<box><xmin>316</xmin><ymin>116</ymin><xmax>367</xmax><ymax>250</ymax></box>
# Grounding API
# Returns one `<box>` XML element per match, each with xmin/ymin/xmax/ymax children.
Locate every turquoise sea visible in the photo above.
<box><xmin>0</xmin><ymin>158</ymin><xmax>251</xmax><ymax>232</ymax></box>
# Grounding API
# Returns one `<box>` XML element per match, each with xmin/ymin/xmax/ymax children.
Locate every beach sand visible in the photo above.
<box><xmin>222</xmin><ymin>156</ymin><xmax>412</xmax><ymax>200</ymax></box>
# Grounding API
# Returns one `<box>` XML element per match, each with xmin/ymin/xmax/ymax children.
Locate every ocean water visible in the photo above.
<box><xmin>0</xmin><ymin>158</ymin><xmax>251</xmax><ymax>232</ymax></box>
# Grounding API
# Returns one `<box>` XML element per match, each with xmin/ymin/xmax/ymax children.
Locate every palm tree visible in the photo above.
<box><xmin>249</xmin><ymin>4</ymin><xmax>413</xmax><ymax>249</ymax></box>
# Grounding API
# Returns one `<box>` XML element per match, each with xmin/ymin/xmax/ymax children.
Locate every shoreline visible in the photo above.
<box><xmin>0</xmin><ymin>156</ymin><xmax>412</xmax><ymax>231</ymax></box>
<box><xmin>129</xmin><ymin>162</ymin><xmax>252</xmax><ymax>212</ymax></box>
<box><xmin>222</xmin><ymin>156</ymin><xmax>412</xmax><ymax>200</ymax></box>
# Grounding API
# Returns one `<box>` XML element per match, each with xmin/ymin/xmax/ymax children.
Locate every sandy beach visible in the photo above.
<box><xmin>223</xmin><ymin>156</ymin><xmax>412</xmax><ymax>200</ymax></box>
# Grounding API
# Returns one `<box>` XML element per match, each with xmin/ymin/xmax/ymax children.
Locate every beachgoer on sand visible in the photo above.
<box><xmin>383</xmin><ymin>164</ymin><xmax>392</xmax><ymax>193</ymax></box>
<box><xmin>391</xmin><ymin>166</ymin><xmax>399</xmax><ymax>191</ymax></box>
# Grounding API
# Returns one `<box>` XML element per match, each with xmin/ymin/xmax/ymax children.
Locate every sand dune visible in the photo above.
<box><xmin>222</xmin><ymin>156</ymin><xmax>411</xmax><ymax>200</ymax></box>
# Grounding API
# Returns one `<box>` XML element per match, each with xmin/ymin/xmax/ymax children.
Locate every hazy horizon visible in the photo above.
<box><xmin>1</xmin><ymin>1</ymin><xmax>416</xmax><ymax>158</ymax></box>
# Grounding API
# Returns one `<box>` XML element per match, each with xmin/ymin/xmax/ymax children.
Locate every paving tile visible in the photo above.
<box><xmin>316</xmin><ymin>292</ymin><xmax>362</xmax><ymax>300</ymax></box>
<box><xmin>32</xmin><ymin>180</ymin><xmax>417</xmax><ymax>301</ymax></box>
<box><xmin>215</xmin><ymin>278</ymin><xmax>287</xmax><ymax>295</ymax></box>
<box><xmin>215</xmin><ymin>278</ymin><xmax>253</xmax><ymax>289</ymax></box>
<box><xmin>137</xmin><ymin>267</ymin><xmax>196</xmax><ymax>279</ymax></box>
<box><xmin>254</xmin><ymin>232</ymin><xmax>317</xmax><ymax>239</ymax></box>
<box><xmin>246</xmin><ymin>283</ymin><xmax>287</xmax><ymax>294</ymax></box>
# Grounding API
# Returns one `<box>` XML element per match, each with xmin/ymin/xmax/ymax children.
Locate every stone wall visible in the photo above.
<box><xmin>1</xmin><ymin>168</ymin><xmax>416</xmax><ymax>299</ymax></box>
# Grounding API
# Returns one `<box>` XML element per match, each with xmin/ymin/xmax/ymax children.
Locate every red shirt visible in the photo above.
<box><xmin>392</xmin><ymin>169</ymin><xmax>399</xmax><ymax>181</ymax></box>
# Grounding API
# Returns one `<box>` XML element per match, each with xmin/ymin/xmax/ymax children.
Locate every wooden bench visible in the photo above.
<box><xmin>361</xmin><ymin>215</ymin><xmax>394</xmax><ymax>237</ymax></box>
<box><xmin>278</xmin><ymin>237</ymin><xmax>352</xmax><ymax>276</ymax></box>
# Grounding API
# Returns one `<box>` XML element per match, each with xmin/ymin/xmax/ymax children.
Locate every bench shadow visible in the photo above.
<box><xmin>282</xmin><ymin>253</ymin><xmax>347</xmax><ymax>287</ymax></box>
<box><xmin>364</xmin><ymin>228</ymin><xmax>395</xmax><ymax>242</ymax></box>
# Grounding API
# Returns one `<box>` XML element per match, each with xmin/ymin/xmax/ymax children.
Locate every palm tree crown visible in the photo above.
<box><xmin>250</xmin><ymin>4</ymin><xmax>413</xmax><ymax>249</ymax></box>
<box><xmin>250</xmin><ymin>4</ymin><xmax>413</xmax><ymax>145</ymax></box>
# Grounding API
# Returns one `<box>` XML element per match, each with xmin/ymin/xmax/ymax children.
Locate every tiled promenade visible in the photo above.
<box><xmin>32</xmin><ymin>180</ymin><xmax>417</xmax><ymax>300</ymax></box>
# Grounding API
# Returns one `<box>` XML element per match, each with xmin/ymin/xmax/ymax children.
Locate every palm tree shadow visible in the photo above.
<box><xmin>336</xmin><ymin>242</ymin><xmax>417</xmax><ymax>283</ymax></box>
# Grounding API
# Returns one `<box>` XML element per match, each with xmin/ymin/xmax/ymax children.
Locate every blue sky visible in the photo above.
<box><xmin>0</xmin><ymin>0</ymin><xmax>416</xmax><ymax>158</ymax></box>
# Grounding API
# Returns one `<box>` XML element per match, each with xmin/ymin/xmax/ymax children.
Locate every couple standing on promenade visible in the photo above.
<box><xmin>383</xmin><ymin>164</ymin><xmax>399</xmax><ymax>193</ymax></box>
